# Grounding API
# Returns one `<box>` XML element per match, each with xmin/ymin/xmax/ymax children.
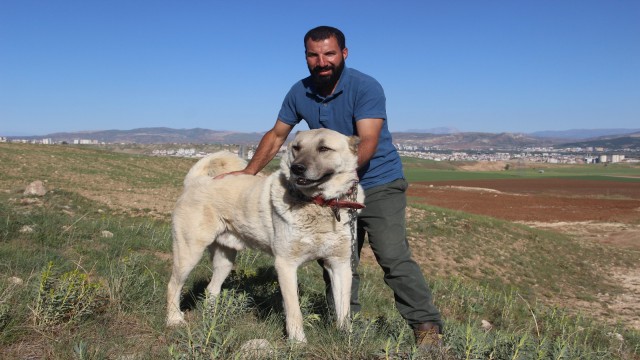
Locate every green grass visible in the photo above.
<box><xmin>1</xmin><ymin>143</ymin><xmax>639</xmax><ymax>359</ymax></box>
<box><xmin>1</xmin><ymin>189</ymin><xmax>638</xmax><ymax>358</ymax></box>
<box><xmin>406</xmin><ymin>204</ymin><xmax>637</xmax><ymax>300</ymax></box>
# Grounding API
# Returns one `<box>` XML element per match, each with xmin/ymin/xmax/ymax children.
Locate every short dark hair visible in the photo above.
<box><xmin>304</xmin><ymin>26</ymin><xmax>346</xmax><ymax>51</ymax></box>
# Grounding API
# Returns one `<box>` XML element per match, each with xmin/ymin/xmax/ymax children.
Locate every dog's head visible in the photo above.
<box><xmin>281</xmin><ymin>128</ymin><xmax>360</xmax><ymax>199</ymax></box>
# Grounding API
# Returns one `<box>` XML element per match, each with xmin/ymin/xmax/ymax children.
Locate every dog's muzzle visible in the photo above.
<box><xmin>290</xmin><ymin>163</ymin><xmax>333</xmax><ymax>187</ymax></box>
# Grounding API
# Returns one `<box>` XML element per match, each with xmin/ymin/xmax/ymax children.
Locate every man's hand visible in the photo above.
<box><xmin>213</xmin><ymin>120</ymin><xmax>292</xmax><ymax>180</ymax></box>
<box><xmin>214</xmin><ymin>169</ymin><xmax>253</xmax><ymax>179</ymax></box>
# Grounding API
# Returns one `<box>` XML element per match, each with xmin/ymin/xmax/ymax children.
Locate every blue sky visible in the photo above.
<box><xmin>1</xmin><ymin>1</ymin><xmax>639</xmax><ymax>136</ymax></box>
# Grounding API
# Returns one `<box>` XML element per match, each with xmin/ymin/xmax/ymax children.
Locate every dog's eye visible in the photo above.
<box><xmin>292</xmin><ymin>145</ymin><xmax>300</xmax><ymax>152</ymax></box>
<box><xmin>318</xmin><ymin>146</ymin><xmax>332</xmax><ymax>152</ymax></box>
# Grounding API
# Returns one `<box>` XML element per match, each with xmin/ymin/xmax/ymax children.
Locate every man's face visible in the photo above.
<box><xmin>305</xmin><ymin>36</ymin><xmax>348</xmax><ymax>91</ymax></box>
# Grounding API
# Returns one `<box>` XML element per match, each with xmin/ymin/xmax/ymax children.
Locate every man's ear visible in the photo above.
<box><xmin>343</xmin><ymin>47</ymin><xmax>348</xmax><ymax>60</ymax></box>
<box><xmin>349</xmin><ymin>135</ymin><xmax>360</xmax><ymax>155</ymax></box>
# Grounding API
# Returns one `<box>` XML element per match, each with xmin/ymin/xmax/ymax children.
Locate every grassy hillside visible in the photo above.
<box><xmin>1</xmin><ymin>143</ymin><xmax>639</xmax><ymax>359</ymax></box>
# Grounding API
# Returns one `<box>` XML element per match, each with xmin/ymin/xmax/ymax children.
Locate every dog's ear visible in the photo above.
<box><xmin>349</xmin><ymin>136</ymin><xmax>360</xmax><ymax>155</ymax></box>
<box><xmin>280</xmin><ymin>144</ymin><xmax>292</xmax><ymax>172</ymax></box>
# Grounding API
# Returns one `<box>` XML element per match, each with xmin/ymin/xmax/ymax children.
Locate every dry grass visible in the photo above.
<box><xmin>1</xmin><ymin>142</ymin><xmax>639</xmax><ymax>359</ymax></box>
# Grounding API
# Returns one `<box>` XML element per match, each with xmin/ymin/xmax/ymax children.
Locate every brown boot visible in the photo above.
<box><xmin>413</xmin><ymin>322</ymin><xmax>443</xmax><ymax>349</ymax></box>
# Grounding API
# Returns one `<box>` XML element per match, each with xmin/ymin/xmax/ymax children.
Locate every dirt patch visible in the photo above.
<box><xmin>407</xmin><ymin>178</ymin><xmax>640</xmax><ymax>253</ymax></box>
<box><xmin>458</xmin><ymin>161</ymin><xmax>508</xmax><ymax>172</ymax></box>
<box><xmin>408</xmin><ymin>178</ymin><xmax>640</xmax><ymax>224</ymax></box>
<box><xmin>406</xmin><ymin>177</ymin><xmax>640</xmax><ymax>330</ymax></box>
<box><xmin>519</xmin><ymin>221</ymin><xmax>640</xmax><ymax>250</ymax></box>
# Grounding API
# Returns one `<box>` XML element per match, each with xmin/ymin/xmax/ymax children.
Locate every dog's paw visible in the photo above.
<box><xmin>166</xmin><ymin>312</ymin><xmax>187</xmax><ymax>327</ymax></box>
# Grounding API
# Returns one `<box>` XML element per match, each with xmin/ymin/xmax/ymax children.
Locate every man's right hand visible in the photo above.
<box><xmin>214</xmin><ymin>120</ymin><xmax>292</xmax><ymax>180</ymax></box>
<box><xmin>214</xmin><ymin>169</ymin><xmax>253</xmax><ymax>179</ymax></box>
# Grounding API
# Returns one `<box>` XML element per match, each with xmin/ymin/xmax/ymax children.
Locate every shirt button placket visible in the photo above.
<box><xmin>319</xmin><ymin>101</ymin><xmax>330</xmax><ymax>125</ymax></box>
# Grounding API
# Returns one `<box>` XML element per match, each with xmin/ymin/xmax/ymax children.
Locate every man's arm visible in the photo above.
<box><xmin>216</xmin><ymin>120</ymin><xmax>293</xmax><ymax>178</ymax></box>
<box><xmin>355</xmin><ymin>118</ymin><xmax>383</xmax><ymax>168</ymax></box>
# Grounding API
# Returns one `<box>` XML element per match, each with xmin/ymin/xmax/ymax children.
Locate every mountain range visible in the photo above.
<box><xmin>7</xmin><ymin>127</ymin><xmax>640</xmax><ymax>150</ymax></box>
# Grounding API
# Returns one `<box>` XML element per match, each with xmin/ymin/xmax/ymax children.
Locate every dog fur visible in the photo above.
<box><xmin>166</xmin><ymin>128</ymin><xmax>364</xmax><ymax>342</ymax></box>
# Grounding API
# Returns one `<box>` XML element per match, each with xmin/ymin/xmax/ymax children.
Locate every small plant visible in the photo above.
<box><xmin>32</xmin><ymin>262</ymin><xmax>106</xmax><ymax>328</ymax></box>
<box><xmin>169</xmin><ymin>289</ymin><xmax>250</xmax><ymax>359</ymax></box>
<box><xmin>107</xmin><ymin>252</ymin><xmax>160</xmax><ymax>314</ymax></box>
<box><xmin>0</xmin><ymin>280</ymin><xmax>18</xmax><ymax>332</ymax></box>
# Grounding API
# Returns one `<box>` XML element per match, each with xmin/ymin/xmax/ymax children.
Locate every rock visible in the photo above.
<box><xmin>19</xmin><ymin>225</ymin><xmax>35</xmax><ymax>233</ymax></box>
<box><xmin>101</xmin><ymin>230</ymin><xmax>114</xmax><ymax>238</ymax></box>
<box><xmin>481</xmin><ymin>319</ymin><xmax>493</xmax><ymax>331</ymax></box>
<box><xmin>607</xmin><ymin>332</ymin><xmax>624</xmax><ymax>342</ymax></box>
<box><xmin>24</xmin><ymin>180</ymin><xmax>47</xmax><ymax>196</ymax></box>
<box><xmin>8</xmin><ymin>276</ymin><xmax>24</xmax><ymax>285</ymax></box>
<box><xmin>238</xmin><ymin>339</ymin><xmax>274</xmax><ymax>359</ymax></box>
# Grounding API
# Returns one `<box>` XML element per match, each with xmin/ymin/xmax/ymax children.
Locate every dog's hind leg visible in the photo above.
<box><xmin>206</xmin><ymin>243</ymin><xmax>237</xmax><ymax>297</ymax></box>
<box><xmin>274</xmin><ymin>258</ymin><xmax>306</xmax><ymax>343</ymax></box>
<box><xmin>323</xmin><ymin>258</ymin><xmax>352</xmax><ymax>330</ymax></box>
<box><xmin>166</xmin><ymin>232</ymin><xmax>210</xmax><ymax>326</ymax></box>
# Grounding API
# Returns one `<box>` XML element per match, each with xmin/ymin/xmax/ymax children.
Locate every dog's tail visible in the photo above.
<box><xmin>184</xmin><ymin>151</ymin><xmax>247</xmax><ymax>186</ymax></box>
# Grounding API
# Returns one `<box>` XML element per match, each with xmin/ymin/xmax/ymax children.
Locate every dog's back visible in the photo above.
<box><xmin>183</xmin><ymin>151</ymin><xmax>247</xmax><ymax>186</ymax></box>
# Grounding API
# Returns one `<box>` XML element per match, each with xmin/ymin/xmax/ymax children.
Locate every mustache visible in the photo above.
<box><xmin>312</xmin><ymin>65</ymin><xmax>335</xmax><ymax>74</ymax></box>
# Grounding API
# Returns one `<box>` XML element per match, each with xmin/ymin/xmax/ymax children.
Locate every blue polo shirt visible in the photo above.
<box><xmin>278</xmin><ymin>67</ymin><xmax>404</xmax><ymax>189</ymax></box>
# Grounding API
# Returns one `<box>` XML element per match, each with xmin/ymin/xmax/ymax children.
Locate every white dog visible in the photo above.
<box><xmin>166</xmin><ymin>128</ymin><xmax>365</xmax><ymax>342</ymax></box>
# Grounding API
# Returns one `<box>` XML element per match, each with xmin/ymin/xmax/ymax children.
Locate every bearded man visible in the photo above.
<box><xmin>219</xmin><ymin>26</ymin><xmax>443</xmax><ymax>348</ymax></box>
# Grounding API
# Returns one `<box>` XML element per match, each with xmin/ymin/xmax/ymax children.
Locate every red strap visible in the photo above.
<box><xmin>312</xmin><ymin>196</ymin><xmax>365</xmax><ymax>209</ymax></box>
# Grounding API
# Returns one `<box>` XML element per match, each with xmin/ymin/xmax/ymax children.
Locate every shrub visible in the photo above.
<box><xmin>32</xmin><ymin>262</ymin><xmax>106</xmax><ymax>328</ymax></box>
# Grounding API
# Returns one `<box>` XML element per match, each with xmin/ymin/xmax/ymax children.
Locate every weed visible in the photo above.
<box><xmin>1</xmin><ymin>144</ymin><xmax>639</xmax><ymax>359</ymax></box>
<box><xmin>168</xmin><ymin>290</ymin><xmax>249</xmax><ymax>359</ymax></box>
<box><xmin>32</xmin><ymin>262</ymin><xmax>106</xmax><ymax>329</ymax></box>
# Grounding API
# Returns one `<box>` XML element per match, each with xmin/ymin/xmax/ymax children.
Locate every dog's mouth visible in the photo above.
<box><xmin>296</xmin><ymin>177</ymin><xmax>315</xmax><ymax>186</ymax></box>
<box><xmin>294</xmin><ymin>171</ymin><xmax>334</xmax><ymax>187</ymax></box>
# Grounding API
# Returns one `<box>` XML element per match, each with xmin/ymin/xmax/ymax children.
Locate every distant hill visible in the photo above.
<box><xmin>559</xmin><ymin>132</ymin><xmax>640</xmax><ymax>149</ymax></box>
<box><xmin>35</xmin><ymin>127</ymin><xmax>266</xmax><ymax>145</ymax></box>
<box><xmin>7</xmin><ymin>127</ymin><xmax>640</xmax><ymax>150</ymax></box>
<box><xmin>530</xmin><ymin>128</ymin><xmax>640</xmax><ymax>139</ymax></box>
<box><xmin>404</xmin><ymin>127</ymin><xmax>460</xmax><ymax>134</ymax></box>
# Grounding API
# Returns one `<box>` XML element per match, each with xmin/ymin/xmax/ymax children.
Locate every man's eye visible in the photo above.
<box><xmin>318</xmin><ymin>146</ymin><xmax>331</xmax><ymax>152</ymax></box>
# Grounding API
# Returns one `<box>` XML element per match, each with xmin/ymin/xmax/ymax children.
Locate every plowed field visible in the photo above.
<box><xmin>409</xmin><ymin>178</ymin><xmax>640</xmax><ymax>224</ymax></box>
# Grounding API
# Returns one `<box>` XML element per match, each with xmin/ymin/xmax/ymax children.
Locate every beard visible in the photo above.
<box><xmin>309</xmin><ymin>59</ymin><xmax>345</xmax><ymax>94</ymax></box>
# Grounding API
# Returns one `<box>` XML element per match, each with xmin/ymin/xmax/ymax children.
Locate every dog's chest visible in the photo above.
<box><xmin>279</xmin><ymin>208</ymin><xmax>352</xmax><ymax>259</ymax></box>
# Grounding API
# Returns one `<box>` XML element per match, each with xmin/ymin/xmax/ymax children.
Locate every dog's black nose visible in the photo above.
<box><xmin>291</xmin><ymin>163</ymin><xmax>306</xmax><ymax>175</ymax></box>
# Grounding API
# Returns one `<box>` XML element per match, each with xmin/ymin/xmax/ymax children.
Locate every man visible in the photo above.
<box><xmin>221</xmin><ymin>26</ymin><xmax>443</xmax><ymax>346</ymax></box>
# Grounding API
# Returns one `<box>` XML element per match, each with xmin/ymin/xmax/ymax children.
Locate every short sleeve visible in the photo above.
<box><xmin>277</xmin><ymin>84</ymin><xmax>302</xmax><ymax>126</ymax></box>
<box><xmin>354</xmin><ymin>79</ymin><xmax>386</xmax><ymax>122</ymax></box>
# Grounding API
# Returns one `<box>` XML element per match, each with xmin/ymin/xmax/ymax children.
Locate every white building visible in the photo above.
<box><xmin>611</xmin><ymin>154</ymin><xmax>625</xmax><ymax>163</ymax></box>
<box><xmin>73</xmin><ymin>139</ymin><xmax>99</xmax><ymax>144</ymax></box>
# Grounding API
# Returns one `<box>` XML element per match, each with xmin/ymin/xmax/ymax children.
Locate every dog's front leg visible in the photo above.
<box><xmin>323</xmin><ymin>258</ymin><xmax>352</xmax><ymax>329</ymax></box>
<box><xmin>274</xmin><ymin>258</ymin><xmax>306</xmax><ymax>343</ymax></box>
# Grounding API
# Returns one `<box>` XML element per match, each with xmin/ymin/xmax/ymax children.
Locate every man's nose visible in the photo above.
<box><xmin>318</xmin><ymin>55</ymin><xmax>327</xmax><ymax>67</ymax></box>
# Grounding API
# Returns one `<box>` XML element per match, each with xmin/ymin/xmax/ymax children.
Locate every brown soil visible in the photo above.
<box><xmin>408</xmin><ymin>178</ymin><xmax>640</xmax><ymax>224</ymax></box>
<box><xmin>405</xmin><ymin>177</ymin><xmax>640</xmax><ymax>329</ymax></box>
